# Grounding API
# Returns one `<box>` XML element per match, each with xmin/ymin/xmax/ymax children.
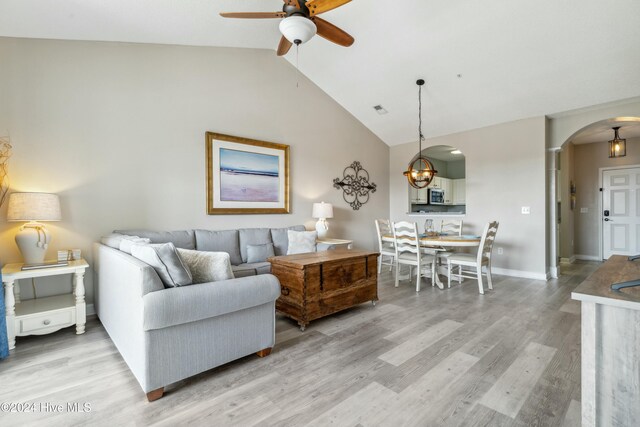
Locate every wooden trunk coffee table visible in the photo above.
<box><xmin>268</xmin><ymin>249</ymin><xmax>379</xmax><ymax>331</ymax></box>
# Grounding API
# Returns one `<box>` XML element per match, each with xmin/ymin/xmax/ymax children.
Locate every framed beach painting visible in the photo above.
<box><xmin>206</xmin><ymin>132</ymin><xmax>290</xmax><ymax>214</ymax></box>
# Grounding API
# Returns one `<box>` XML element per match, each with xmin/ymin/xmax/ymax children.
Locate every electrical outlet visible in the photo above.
<box><xmin>497</xmin><ymin>247</ymin><xmax>504</xmax><ymax>255</ymax></box>
<box><xmin>521</xmin><ymin>206</ymin><xmax>531</xmax><ymax>214</ymax></box>
<box><xmin>580</xmin><ymin>207</ymin><xmax>588</xmax><ymax>213</ymax></box>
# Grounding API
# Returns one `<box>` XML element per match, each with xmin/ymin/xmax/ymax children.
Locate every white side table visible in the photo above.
<box><xmin>317</xmin><ymin>238</ymin><xmax>353</xmax><ymax>250</ymax></box>
<box><xmin>2</xmin><ymin>259</ymin><xmax>89</xmax><ymax>350</ymax></box>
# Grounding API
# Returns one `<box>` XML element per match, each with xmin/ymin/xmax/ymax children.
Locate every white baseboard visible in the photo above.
<box><xmin>574</xmin><ymin>254</ymin><xmax>602</xmax><ymax>261</ymax></box>
<box><xmin>560</xmin><ymin>256</ymin><xmax>576</xmax><ymax>264</ymax></box>
<box><xmin>491</xmin><ymin>267</ymin><xmax>548</xmax><ymax>281</ymax></box>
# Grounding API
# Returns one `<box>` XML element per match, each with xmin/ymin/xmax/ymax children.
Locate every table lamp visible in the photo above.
<box><xmin>312</xmin><ymin>202</ymin><xmax>333</xmax><ymax>239</ymax></box>
<box><xmin>7</xmin><ymin>192</ymin><xmax>61</xmax><ymax>264</ymax></box>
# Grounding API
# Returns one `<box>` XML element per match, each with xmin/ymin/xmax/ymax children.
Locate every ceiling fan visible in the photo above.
<box><xmin>220</xmin><ymin>0</ymin><xmax>354</xmax><ymax>56</ymax></box>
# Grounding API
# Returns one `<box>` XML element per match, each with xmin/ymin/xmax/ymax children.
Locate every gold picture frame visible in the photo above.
<box><xmin>206</xmin><ymin>132</ymin><xmax>290</xmax><ymax>215</ymax></box>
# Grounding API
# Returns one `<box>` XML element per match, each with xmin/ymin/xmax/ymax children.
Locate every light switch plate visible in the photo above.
<box><xmin>521</xmin><ymin>206</ymin><xmax>531</xmax><ymax>214</ymax></box>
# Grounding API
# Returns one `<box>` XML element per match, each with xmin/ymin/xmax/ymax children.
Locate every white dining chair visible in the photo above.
<box><xmin>392</xmin><ymin>221</ymin><xmax>436</xmax><ymax>292</ymax></box>
<box><xmin>446</xmin><ymin>221</ymin><xmax>499</xmax><ymax>294</ymax></box>
<box><xmin>375</xmin><ymin>219</ymin><xmax>396</xmax><ymax>274</ymax></box>
<box><xmin>440</xmin><ymin>219</ymin><xmax>463</xmax><ymax>236</ymax></box>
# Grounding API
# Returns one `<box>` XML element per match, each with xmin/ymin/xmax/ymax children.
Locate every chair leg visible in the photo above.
<box><xmin>416</xmin><ymin>263</ymin><xmax>421</xmax><ymax>292</ymax></box>
<box><xmin>456</xmin><ymin>265</ymin><xmax>463</xmax><ymax>283</ymax></box>
<box><xmin>394</xmin><ymin>261</ymin><xmax>400</xmax><ymax>287</ymax></box>
<box><xmin>378</xmin><ymin>255</ymin><xmax>382</xmax><ymax>274</ymax></box>
<box><xmin>389</xmin><ymin>257</ymin><xmax>394</xmax><ymax>272</ymax></box>
<box><xmin>486</xmin><ymin>264</ymin><xmax>493</xmax><ymax>290</ymax></box>
<box><xmin>146</xmin><ymin>387</ymin><xmax>164</xmax><ymax>402</ymax></box>
<box><xmin>477</xmin><ymin>267</ymin><xmax>484</xmax><ymax>294</ymax></box>
<box><xmin>431</xmin><ymin>259</ymin><xmax>436</xmax><ymax>287</ymax></box>
<box><xmin>447</xmin><ymin>260</ymin><xmax>452</xmax><ymax>288</ymax></box>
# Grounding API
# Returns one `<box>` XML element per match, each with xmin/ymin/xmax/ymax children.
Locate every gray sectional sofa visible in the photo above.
<box><xmin>94</xmin><ymin>225</ymin><xmax>332</xmax><ymax>401</ymax></box>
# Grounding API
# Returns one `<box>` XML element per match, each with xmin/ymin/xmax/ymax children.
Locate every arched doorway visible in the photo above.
<box><xmin>555</xmin><ymin>117</ymin><xmax>640</xmax><ymax>274</ymax></box>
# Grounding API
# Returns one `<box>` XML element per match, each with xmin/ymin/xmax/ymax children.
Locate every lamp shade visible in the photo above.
<box><xmin>312</xmin><ymin>202</ymin><xmax>333</xmax><ymax>219</ymax></box>
<box><xmin>7</xmin><ymin>192</ymin><xmax>61</xmax><ymax>222</ymax></box>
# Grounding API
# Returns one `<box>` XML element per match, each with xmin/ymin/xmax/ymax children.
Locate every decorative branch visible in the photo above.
<box><xmin>0</xmin><ymin>136</ymin><xmax>11</xmax><ymax>208</ymax></box>
<box><xmin>333</xmin><ymin>161</ymin><xmax>377</xmax><ymax>210</ymax></box>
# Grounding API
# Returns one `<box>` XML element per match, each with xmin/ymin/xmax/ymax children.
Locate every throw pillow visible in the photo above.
<box><xmin>176</xmin><ymin>249</ymin><xmax>235</xmax><ymax>284</ymax></box>
<box><xmin>119</xmin><ymin>236</ymin><xmax>152</xmax><ymax>254</ymax></box>
<box><xmin>130</xmin><ymin>242</ymin><xmax>193</xmax><ymax>288</ymax></box>
<box><xmin>287</xmin><ymin>230</ymin><xmax>317</xmax><ymax>255</ymax></box>
<box><xmin>100</xmin><ymin>233</ymin><xmax>125</xmax><ymax>249</ymax></box>
<box><xmin>246</xmin><ymin>243</ymin><xmax>275</xmax><ymax>263</ymax></box>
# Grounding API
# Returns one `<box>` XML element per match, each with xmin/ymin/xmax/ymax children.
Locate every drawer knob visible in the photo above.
<box><xmin>281</xmin><ymin>287</ymin><xmax>290</xmax><ymax>296</ymax></box>
<box><xmin>43</xmin><ymin>319</ymin><xmax>51</xmax><ymax>325</ymax></box>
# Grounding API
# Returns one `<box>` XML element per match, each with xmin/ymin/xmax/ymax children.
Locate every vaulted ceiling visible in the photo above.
<box><xmin>2</xmin><ymin>0</ymin><xmax>639</xmax><ymax>146</ymax></box>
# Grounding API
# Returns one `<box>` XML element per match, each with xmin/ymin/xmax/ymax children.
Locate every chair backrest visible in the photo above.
<box><xmin>477</xmin><ymin>221</ymin><xmax>499</xmax><ymax>263</ymax></box>
<box><xmin>441</xmin><ymin>219</ymin><xmax>463</xmax><ymax>236</ymax></box>
<box><xmin>392</xmin><ymin>221</ymin><xmax>421</xmax><ymax>256</ymax></box>
<box><xmin>375</xmin><ymin>219</ymin><xmax>393</xmax><ymax>252</ymax></box>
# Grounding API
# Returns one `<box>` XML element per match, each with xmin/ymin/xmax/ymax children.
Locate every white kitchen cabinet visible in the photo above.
<box><xmin>440</xmin><ymin>178</ymin><xmax>453</xmax><ymax>204</ymax></box>
<box><xmin>453</xmin><ymin>179</ymin><xmax>466</xmax><ymax>205</ymax></box>
<box><xmin>409</xmin><ymin>185</ymin><xmax>429</xmax><ymax>203</ymax></box>
<box><xmin>410</xmin><ymin>185</ymin><xmax>419</xmax><ymax>203</ymax></box>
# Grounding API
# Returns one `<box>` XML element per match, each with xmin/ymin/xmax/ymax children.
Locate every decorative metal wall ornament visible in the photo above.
<box><xmin>0</xmin><ymin>136</ymin><xmax>12</xmax><ymax>208</ymax></box>
<box><xmin>333</xmin><ymin>161</ymin><xmax>377</xmax><ymax>210</ymax></box>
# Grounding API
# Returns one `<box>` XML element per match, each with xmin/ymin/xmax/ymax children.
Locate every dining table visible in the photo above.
<box><xmin>382</xmin><ymin>234</ymin><xmax>481</xmax><ymax>289</ymax></box>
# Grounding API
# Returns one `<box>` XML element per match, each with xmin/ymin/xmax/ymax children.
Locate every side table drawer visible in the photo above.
<box><xmin>19</xmin><ymin>310</ymin><xmax>75</xmax><ymax>334</ymax></box>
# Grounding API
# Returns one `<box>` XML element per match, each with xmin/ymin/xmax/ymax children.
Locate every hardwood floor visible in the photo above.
<box><xmin>0</xmin><ymin>262</ymin><xmax>598</xmax><ymax>426</ymax></box>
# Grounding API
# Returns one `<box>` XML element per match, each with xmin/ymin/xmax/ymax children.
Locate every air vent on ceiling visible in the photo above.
<box><xmin>373</xmin><ymin>105</ymin><xmax>388</xmax><ymax>115</ymax></box>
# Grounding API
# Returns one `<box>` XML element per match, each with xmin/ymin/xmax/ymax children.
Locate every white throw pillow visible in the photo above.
<box><xmin>100</xmin><ymin>233</ymin><xmax>126</xmax><ymax>249</ymax></box>
<box><xmin>176</xmin><ymin>249</ymin><xmax>235</xmax><ymax>284</ymax></box>
<box><xmin>130</xmin><ymin>242</ymin><xmax>193</xmax><ymax>288</ymax></box>
<box><xmin>287</xmin><ymin>230</ymin><xmax>317</xmax><ymax>255</ymax></box>
<box><xmin>118</xmin><ymin>236</ymin><xmax>152</xmax><ymax>254</ymax></box>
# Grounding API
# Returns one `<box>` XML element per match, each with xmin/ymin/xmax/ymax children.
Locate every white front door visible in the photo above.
<box><xmin>602</xmin><ymin>167</ymin><xmax>640</xmax><ymax>258</ymax></box>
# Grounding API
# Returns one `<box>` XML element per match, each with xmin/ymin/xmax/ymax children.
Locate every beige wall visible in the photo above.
<box><xmin>572</xmin><ymin>137</ymin><xmax>640</xmax><ymax>258</ymax></box>
<box><xmin>0</xmin><ymin>37</ymin><xmax>390</xmax><ymax>304</ymax></box>
<box><xmin>390</xmin><ymin>116</ymin><xmax>548</xmax><ymax>278</ymax></box>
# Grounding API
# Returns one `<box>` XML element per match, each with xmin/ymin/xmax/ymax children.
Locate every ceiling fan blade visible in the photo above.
<box><xmin>277</xmin><ymin>36</ymin><xmax>293</xmax><ymax>56</ymax></box>
<box><xmin>220</xmin><ymin>12</ymin><xmax>286</xmax><ymax>19</ymax></box>
<box><xmin>313</xmin><ymin>17</ymin><xmax>354</xmax><ymax>47</ymax></box>
<box><xmin>306</xmin><ymin>0</ymin><xmax>351</xmax><ymax>16</ymax></box>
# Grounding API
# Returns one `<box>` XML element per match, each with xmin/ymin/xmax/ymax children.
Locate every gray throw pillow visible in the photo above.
<box><xmin>246</xmin><ymin>243</ymin><xmax>275</xmax><ymax>263</ymax></box>
<box><xmin>176</xmin><ymin>249</ymin><xmax>235</xmax><ymax>284</ymax></box>
<box><xmin>130</xmin><ymin>242</ymin><xmax>193</xmax><ymax>288</ymax></box>
<box><xmin>287</xmin><ymin>230</ymin><xmax>318</xmax><ymax>255</ymax></box>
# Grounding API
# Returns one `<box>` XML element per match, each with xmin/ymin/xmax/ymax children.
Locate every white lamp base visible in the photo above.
<box><xmin>315</xmin><ymin>218</ymin><xmax>329</xmax><ymax>239</ymax></box>
<box><xmin>15</xmin><ymin>222</ymin><xmax>52</xmax><ymax>264</ymax></box>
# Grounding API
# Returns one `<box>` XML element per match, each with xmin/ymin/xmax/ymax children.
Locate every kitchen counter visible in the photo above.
<box><xmin>407</xmin><ymin>212</ymin><xmax>465</xmax><ymax>217</ymax></box>
<box><xmin>571</xmin><ymin>255</ymin><xmax>640</xmax><ymax>426</ymax></box>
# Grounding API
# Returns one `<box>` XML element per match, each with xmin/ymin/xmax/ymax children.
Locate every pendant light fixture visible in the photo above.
<box><xmin>608</xmin><ymin>126</ymin><xmax>626</xmax><ymax>158</ymax></box>
<box><xmin>404</xmin><ymin>79</ymin><xmax>437</xmax><ymax>189</ymax></box>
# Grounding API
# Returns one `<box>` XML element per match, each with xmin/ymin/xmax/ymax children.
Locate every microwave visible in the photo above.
<box><xmin>429</xmin><ymin>188</ymin><xmax>445</xmax><ymax>205</ymax></box>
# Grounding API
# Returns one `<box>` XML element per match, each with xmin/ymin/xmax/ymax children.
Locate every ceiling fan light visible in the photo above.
<box><xmin>279</xmin><ymin>16</ymin><xmax>317</xmax><ymax>45</ymax></box>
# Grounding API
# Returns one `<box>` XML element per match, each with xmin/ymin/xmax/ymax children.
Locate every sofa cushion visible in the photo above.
<box><xmin>271</xmin><ymin>225</ymin><xmax>305</xmax><ymax>256</ymax></box>
<box><xmin>142</xmin><ymin>274</ymin><xmax>281</xmax><ymax>331</ymax></box>
<box><xmin>232</xmin><ymin>262</ymin><xmax>272</xmax><ymax>278</ymax></box>
<box><xmin>246</xmin><ymin>243</ymin><xmax>275</xmax><ymax>264</ymax></box>
<box><xmin>194</xmin><ymin>229</ymin><xmax>242</xmax><ymax>266</ymax></box>
<box><xmin>239</xmin><ymin>228</ymin><xmax>273</xmax><ymax>263</ymax></box>
<box><xmin>114</xmin><ymin>229</ymin><xmax>196</xmax><ymax>250</ymax></box>
<box><xmin>287</xmin><ymin>230</ymin><xmax>318</xmax><ymax>255</ymax></box>
<box><xmin>130</xmin><ymin>243</ymin><xmax>193</xmax><ymax>288</ymax></box>
<box><xmin>176</xmin><ymin>249</ymin><xmax>235</xmax><ymax>284</ymax></box>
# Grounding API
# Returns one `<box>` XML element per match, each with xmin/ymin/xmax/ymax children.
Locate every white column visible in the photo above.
<box><xmin>13</xmin><ymin>280</ymin><xmax>20</xmax><ymax>304</ymax></box>
<box><xmin>547</xmin><ymin>147</ymin><xmax>560</xmax><ymax>279</ymax></box>
<box><xmin>4</xmin><ymin>279</ymin><xmax>16</xmax><ymax>349</ymax></box>
<box><xmin>74</xmin><ymin>270</ymin><xmax>86</xmax><ymax>334</ymax></box>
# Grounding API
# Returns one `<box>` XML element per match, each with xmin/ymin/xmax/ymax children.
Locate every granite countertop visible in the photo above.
<box><xmin>572</xmin><ymin>255</ymin><xmax>640</xmax><ymax>310</ymax></box>
<box><xmin>407</xmin><ymin>212</ymin><xmax>466</xmax><ymax>217</ymax></box>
